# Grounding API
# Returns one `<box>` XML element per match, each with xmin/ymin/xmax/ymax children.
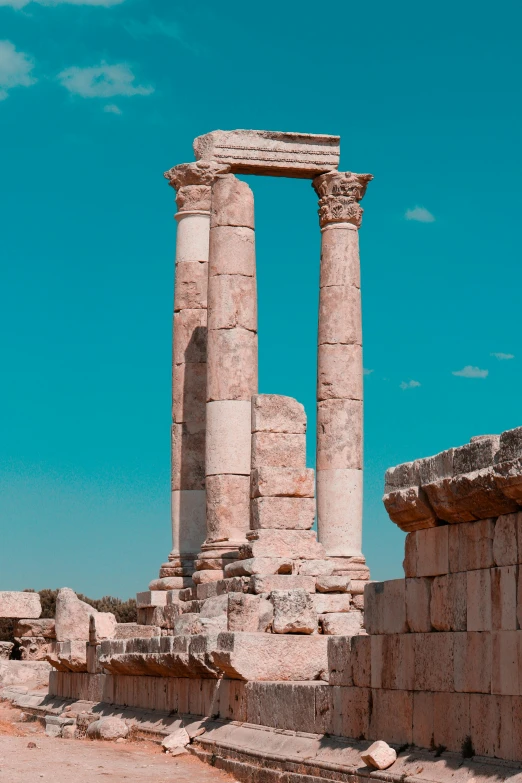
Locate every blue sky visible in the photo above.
<box><xmin>1</xmin><ymin>0</ymin><xmax>521</xmax><ymax>598</ymax></box>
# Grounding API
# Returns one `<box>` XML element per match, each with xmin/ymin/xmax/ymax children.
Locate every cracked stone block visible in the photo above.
<box><xmin>271</xmin><ymin>589</ymin><xmax>317</xmax><ymax>634</ymax></box>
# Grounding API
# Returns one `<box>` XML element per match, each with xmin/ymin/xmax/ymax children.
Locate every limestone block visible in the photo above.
<box><xmin>327</xmin><ymin>635</ymin><xmax>355</xmax><ymax>686</ymax></box>
<box><xmin>497</xmin><ymin>426</ymin><xmax>522</xmax><ymax>463</ymax></box>
<box><xmin>251</xmin><ymin>466</ymin><xmax>314</xmax><ymax>499</ymax></box>
<box><xmin>212</xmin><ymin>632</ymin><xmax>329</xmax><ymax>681</ymax></box>
<box><xmin>319</xmin><ymin>223</ymin><xmax>360</xmax><ymax>288</ymax></box>
<box><xmin>15</xmin><ymin>618</ymin><xmax>55</xmax><ymax>639</ymax></box>
<box><xmin>372</xmin><ymin>633</ymin><xmax>415</xmax><ymax>691</ymax></box>
<box><xmin>364</xmin><ymin>580</ymin><xmax>407</xmax><ymax>635</ymax></box>
<box><xmin>404</xmin><ymin>532</ymin><xmax>420</xmax><ymax>579</ymax></box>
<box><xmin>414</xmin><ymin>632</ymin><xmax>454</xmax><ymax>692</ymax></box>
<box><xmin>251</xmin><ymin>574</ymin><xmax>315</xmax><ymax>594</ymax></box>
<box><xmin>207</xmin><ymin>328</ymin><xmax>258</xmax><ymax>401</ymax></box>
<box><xmin>320</xmin><ymin>611</ymin><xmax>363</xmax><ymax>635</ymax></box>
<box><xmin>192</xmin><ymin>570</ymin><xmax>225</xmax><ymax>585</ymax></box>
<box><xmin>383</xmin><ymin>486</ymin><xmax>438</xmax><ymax>532</ymax></box>
<box><xmin>313</xmin><ymin>594</ymin><xmax>353</xmax><ymax>613</ymax></box>
<box><xmin>175</xmin><ymin>212</ymin><xmax>210</xmax><ymax>264</ymax></box>
<box><xmin>205</xmin><ymin>474</ymin><xmax>250</xmax><ymax>542</ymax></box>
<box><xmin>172</xmin><ymin>362</ymin><xmax>206</xmax><ymax>424</ymax></box>
<box><xmin>241</xmin><ymin>529</ymin><xmax>326</xmax><ymax>560</ymax></box>
<box><xmin>316</xmin><ymin>400</ymin><xmax>362</xmax><ymax>470</ymax></box>
<box><xmin>173</xmin><ymin>309</ymin><xmax>207</xmax><ymax>365</ymax></box>
<box><xmin>430</xmin><ymin>573</ymin><xmax>467</xmax><ymax>631</ymax></box>
<box><xmin>493</xmin><ymin>513</ymin><xmax>518</xmax><ymax>566</ymax></box>
<box><xmin>352</xmin><ymin>594</ymin><xmax>364</xmax><ymax>610</ymax></box>
<box><xmin>113</xmin><ymin>624</ymin><xmax>161</xmax><ymax>640</ymax></box>
<box><xmin>491</xmin><ymin>631</ymin><xmax>520</xmax><ymax>695</ymax></box>
<box><xmin>424</xmin><ymin>469</ymin><xmax>518</xmax><ymax>524</ymax></box>
<box><xmin>159</xmin><ymin>562</ymin><xmax>194</xmax><ymax>577</ymax></box>
<box><xmin>174</xmin><ymin>260</ymin><xmax>208</xmax><ymax>311</ymax></box>
<box><xmin>469</xmin><ymin>693</ymin><xmax>514</xmax><ymax>759</ymax></box>
<box><xmin>55</xmin><ymin>588</ymin><xmax>116</xmax><ymax>642</ymax></box>
<box><xmin>258</xmin><ymin>596</ymin><xmax>274</xmax><ymax>632</ymax></box>
<box><xmin>491</xmin><ymin>566</ymin><xmax>517</xmax><ymax>631</ymax></box>
<box><xmin>467</xmin><ymin>569</ymin><xmax>492</xmax><ymax>631</ymax></box>
<box><xmin>368</xmin><ymin>689</ymin><xmax>413</xmax><ymax>745</ymax></box>
<box><xmin>317</xmin><ymin>285</ymin><xmax>361</xmax><ymax>346</ymax></box>
<box><xmin>315</xmin><ymin>576</ymin><xmax>351</xmax><ymax>593</ymax></box>
<box><xmin>208</xmin><ymin>274</ymin><xmax>257</xmax><ymax>332</ymax></box>
<box><xmin>0</xmin><ymin>592</ymin><xmax>41</xmax><ymax>619</ymax></box>
<box><xmin>494</xmin><ymin>458</ymin><xmax>522</xmax><ymax>504</ymax></box>
<box><xmin>171</xmin><ymin>422</ymin><xmax>205</xmax><ymax>491</ymax></box>
<box><xmin>86</xmin><ymin>717</ymin><xmax>129</xmax><ymax>741</ymax></box>
<box><xmin>173</xmin><ymin>614</ymin><xmax>204</xmax><ymax>635</ymax></box>
<box><xmin>412</xmin><ymin>691</ymin><xmax>433</xmax><ymax>748</ymax></box>
<box><xmin>450</xmin><ymin>518</ymin><xmax>495</xmax><ymax>572</ymax></box>
<box><xmin>251</xmin><ymin>496</ymin><xmax>315</xmax><ymax>530</ymax></box>
<box><xmin>417</xmin><ymin>449</ymin><xmax>455</xmax><ymax>485</ymax></box>
<box><xmin>296</xmin><ymin>559</ymin><xmax>334</xmax><ymax>577</ymax></box>
<box><xmin>162</xmin><ymin>727</ymin><xmax>190</xmax><ymax>753</ymax></box>
<box><xmin>224</xmin><ymin>557</ymin><xmax>292</xmax><ymax>578</ymax></box>
<box><xmin>206</xmin><ymin>400</ymin><xmax>252</xmax><ymax>475</ymax></box>
<box><xmin>271</xmin><ymin>589</ymin><xmax>317</xmax><ymax>634</ymax></box>
<box><xmin>227</xmin><ymin>593</ymin><xmax>260</xmax><ymax>632</ymax></box>
<box><xmin>361</xmin><ymin>740</ymin><xmax>397</xmax><ymax>770</ymax></box>
<box><xmin>415</xmin><ymin>525</ymin><xmax>448</xmax><ymax>576</ymax></box>
<box><xmin>317</xmin><ymin>343</ymin><xmax>362</xmax><ymax>402</ymax></box>
<box><xmin>352</xmin><ymin>634</ymin><xmax>371</xmax><ymax>687</ymax></box>
<box><xmin>195</xmin><ymin>129</ymin><xmax>340</xmax><ymax>179</ymax></box>
<box><xmin>453</xmin><ymin>436</ymin><xmax>499</xmax><ymax>474</ymax></box>
<box><xmin>405</xmin><ymin>577</ymin><xmax>432</xmax><ymax>632</ymax></box>
<box><xmin>0</xmin><ymin>641</ymin><xmax>13</xmax><ymax>659</ymax></box>
<box><xmin>136</xmin><ymin>591</ymin><xmax>168</xmax><ymax>608</ymax></box>
<box><xmin>432</xmin><ymin>692</ymin><xmax>471</xmax><ymax>754</ymax></box>
<box><xmin>251</xmin><ymin>432</ymin><xmax>306</xmax><ymax>469</ymax></box>
<box><xmin>384</xmin><ymin>460</ymin><xmax>420</xmax><ymax>493</ymax></box>
<box><xmin>47</xmin><ymin>640</ymin><xmax>88</xmax><ymax>672</ymax></box>
<box><xmin>251</xmin><ymin>394</ymin><xmax>307</xmax><ymax>434</ymax></box>
<box><xmin>210</xmin><ymin>175</ymin><xmax>254</xmax><ymax>229</ymax></box>
<box><xmin>316</xmin><ymin>469</ymin><xmax>363</xmax><ymax>556</ymax></box>
<box><xmin>199</xmin><ymin>594</ymin><xmax>229</xmax><ymax>619</ymax></box>
<box><xmin>171</xmin><ymin>489</ymin><xmax>206</xmax><ymax>556</ymax></box>
<box><xmin>209</xmin><ymin>225</ymin><xmax>255</xmax><ymax>277</ymax></box>
<box><xmin>148</xmin><ymin>577</ymin><xmax>192</xmax><ymax>591</ymax></box>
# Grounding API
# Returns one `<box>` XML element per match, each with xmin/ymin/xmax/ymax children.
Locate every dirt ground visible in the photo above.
<box><xmin>0</xmin><ymin>702</ymin><xmax>237</xmax><ymax>783</ymax></box>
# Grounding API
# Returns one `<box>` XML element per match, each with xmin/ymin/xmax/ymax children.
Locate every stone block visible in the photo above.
<box><xmin>360</xmin><ymin>740</ymin><xmax>397</xmax><ymax>770</ymax></box>
<box><xmin>327</xmin><ymin>635</ymin><xmax>354</xmax><ymax>686</ymax></box>
<box><xmin>453</xmin><ymin>436</ymin><xmax>499</xmax><ymax>474</ymax></box>
<box><xmin>0</xmin><ymin>592</ymin><xmax>41</xmax><ymax>619</ymax></box>
<box><xmin>369</xmin><ymin>689</ymin><xmax>413</xmax><ymax>745</ymax></box>
<box><xmin>384</xmin><ymin>460</ymin><xmax>420</xmax><ymax>492</ymax></box>
<box><xmin>497</xmin><ymin>426</ymin><xmax>522</xmax><ymax>463</ymax></box>
<box><xmin>333</xmin><ymin>686</ymin><xmax>371</xmax><ymax>740</ymax></box>
<box><xmin>175</xmin><ymin>212</ymin><xmax>210</xmax><ymax>264</ymax></box>
<box><xmin>403</xmin><ymin>532</ymin><xmax>417</xmax><ymax>577</ymax></box>
<box><xmin>313</xmin><ymin>594</ymin><xmax>353</xmax><ymax>613</ymax></box>
<box><xmin>227</xmin><ymin>593</ymin><xmax>260</xmax><ymax>632</ymax></box>
<box><xmin>432</xmin><ymin>692</ymin><xmax>471</xmax><ymax>754</ymax></box>
<box><xmin>405</xmin><ymin>577</ymin><xmax>432</xmax><ymax>632</ymax></box>
<box><xmin>212</xmin><ymin>632</ymin><xmax>328</xmax><ymax>680</ymax></box>
<box><xmin>174</xmin><ymin>260</ymin><xmax>208</xmax><ymax>311</ymax></box>
<box><xmin>136</xmin><ymin>591</ymin><xmax>167</xmax><ymax>608</ymax></box>
<box><xmin>251</xmin><ymin>432</ymin><xmax>306</xmax><ymax>470</ymax></box>
<box><xmin>352</xmin><ymin>594</ymin><xmax>364</xmax><ymax>610</ymax></box>
<box><xmin>320</xmin><ymin>611</ymin><xmax>362</xmax><ymax>635</ymax></box>
<box><xmin>430</xmin><ymin>573</ymin><xmax>467</xmax><ymax>631</ymax></box>
<box><xmin>205</xmin><ymin>473</ymin><xmax>250</xmax><ymax>543</ymax></box>
<box><xmin>208</xmin><ymin>274</ymin><xmax>257</xmax><ymax>332</ymax></box>
<box><xmin>317</xmin><ymin>284</ymin><xmax>361</xmax><ymax>347</ymax></box>
<box><xmin>451</xmin><ymin>518</ymin><xmax>495</xmax><ymax>572</ymax></box>
<box><xmin>317</xmin><ymin>343</ymin><xmax>362</xmax><ymax>402</ymax></box>
<box><xmin>251</xmin><ymin>394</ymin><xmax>306</xmax><ymax>434</ymax></box>
<box><xmin>364</xmin><ymin>580</ymin><xmax>407</xmax><ymax>635</ymax></box>
<box><xmin>491</xmin><ymin>631</ymin><xmax>520</xmax><ymax>695</ymax></box>
<box><xmin>14</xmin><ymin>618</ymin><xmax>55</xmax><ymax>638</ymax></box>
<box><xmin>467</xmin><ymin>569</ymin><xmax>492</xmax><ymax>631</ymax></box>
<box><xmin>113</xmin><ymin>624</ymin><xmax>161</xmax><ymax>640</ymax></box>
<box><xmin>316</xmin><ymin>399</ymin><xmax>362</xmax><ymax>470</ymax></box>
<box><xmin>207</xmin><ymin>328</ymin><xmax>257</xmax><ymax>401</ymax></box>
<box><xmin>414</xmin><ymin>632</ymin><xmax>454</xmax><ymax>692</ymax></box>
<box><xmin>250</xmin><ymin>466</ymin><xmax>314</xmax><ymax>498</ymax></box>
<box><xmin>491</xmin><ymin>566</ymin><xmax>517</xmax><ymax>630</ymax></box>
<box><xmin>205</xmin><ymin>400</ymin><xmax>251</xmax><ymax>475</ymax></box>
<box><xmin>251</xmin><ymin>574</ymin><xmax>315</xmax><ymax>594</ymax></box>
<box><xmin>172</xmin><ymin>362</ymin><xmax>206</xmax><ymax>424</ymax></box>
<box><xmin>296</xmin><ymin>559</ymin><xmax>334</xmax><ymax>577</ymax></box>
<box><xmin>241</xmin><ymin>529</ymin><xmax>325</xmax><ymax>560</ymax></box>
<box><xmin>194</xmin><ymin>129</ymin><xmax>340</xmax><ymax>179</ymax></box>
<box><xmin>171</xmin><ymin>490</ymin><xmax>206</xmax><ymax>556</ymax></box>
<box><xmin>316</xmin><ymin>469</ymin><xmax>363</xmax><ymax>557</ymax></box>
<box><xmin>412</xmin><ymin>691</ymin><xmax>434</xmax><ymax>749</ymax></box>
<box><xmin>383</xmin><ymin>487</ymin><xmax>437</xmax><ymax>532</ymax></box>
<box><xmin>415</xmin><ymin>525</ymin><xmax>449</xmax><ymax>576</ymax></box>
<box><xmin>315</xmin><ymin>576</ymin><xmax>351</xmax><ymax>592</ymax></box>
<box><xmin>381</xmin><ymin>634</ymin><xmax>415</xmax><ymax>691</ymax></box>
<box><xmin>55</xmin><ymin>588</ymin><xmax>116</xmax><ymax>642</ymax></box>
<box><xmin>209</xmin><ymin>225</ymin><xmax>256</xmax><ymax>277</ymax></box>
<box><xmin>469</xmin><ymin>693</ymin><xmax>514</xmax><ymax>759</ymax></box>
<box><xmin>271</xmin><ymin>589</ymin><xmax>317</xmax><ymax>634</ymax></box>
<box><xmin>250</xmin><ymin>496</ymin><xmax>315</xmax><ymax>530</ymax></box>
<box><xmin>493</xmin><ymin>513</ymin><xmax>518</xmax><ymax>566</ymax></box>
<box><xmin>352</xmin><ymin>634</ymin><xmax>371</xmax><ymax>687</ymax></box>
<box><xmin>210</xmin><ymin>174</ymin><xmax>254</xmax><ymax>229</ymax></box>
<box><xmin>192</xmin><ymin>569</ymin><xmax>225</xmax><ymax>585</ymax></box>
<box><xmin>224</xmin><ymin>557</ymin><xmax>292</xmax><ymax>577</ymax></box>
<box><xmin>425</xmin><ymin>469</ymin><xmax>517</xmax><ymax>524</ymax></box>
<box><xmin>171</xmin><ymin>422</ymin><xmax>205</xmax><ymax>491</ymax></box>
<box><xmin>173</xmin><ymin>308</ymin><xmax>207</xmax><ymax>365</ymax></box>
<box><xmin>494</xmin><ymin>458</ymin><xmax>522</xmax><ymax>505</ymax></box>
<box><xmin>319</xmin><ymin>224</ymin><xmax>360</xmax><ymax>288</ymax></box>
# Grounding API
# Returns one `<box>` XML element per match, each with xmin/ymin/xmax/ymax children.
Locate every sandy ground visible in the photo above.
<box><xmin>0</xmin><ymin>702</ymin><xmax>237</xmax><ymax>783</ymax></box>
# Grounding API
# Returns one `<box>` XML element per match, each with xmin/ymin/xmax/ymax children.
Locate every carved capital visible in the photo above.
<box><xmin>312</xmin><ymin>171</ymin><xmax>373</xmax><ymax>229</ymax></box>
<box><xmin>163</xmin><ymin>161</ymin><xmax>230</xmax><ymax>214</ymax></box>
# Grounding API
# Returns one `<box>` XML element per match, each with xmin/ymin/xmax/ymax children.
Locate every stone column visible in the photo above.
<box><xmin>313</xmin><ymin>171</ymin><xmax>373</xmax><ymax>562</ymax></box>
<box><xmin>198</xmin><ymin>174</ymin><xmax>258</xmax><ymax>575</ymax></box>
<box><xmin>157</xmin><ymin>161</ymin><xmax>229</xmax><ymax>586</ymax></box>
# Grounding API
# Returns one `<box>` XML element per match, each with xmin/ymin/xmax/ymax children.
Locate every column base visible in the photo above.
<box><xmin>325</xmin><ymin>554</ymin><xmax>370</xmax><ymax>581</ymax></box>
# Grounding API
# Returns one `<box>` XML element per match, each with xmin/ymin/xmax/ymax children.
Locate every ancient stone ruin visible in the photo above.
<box><xmin>3</xmin><ymin>129</ymin><xmax>522</xmax><ymax>780</ymax></box>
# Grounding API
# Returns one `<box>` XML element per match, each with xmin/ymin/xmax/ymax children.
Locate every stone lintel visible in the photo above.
<box><xmin>193</xmin><ymin>129</ymin><xmax>340</xmax><ymax>179</ymax></box>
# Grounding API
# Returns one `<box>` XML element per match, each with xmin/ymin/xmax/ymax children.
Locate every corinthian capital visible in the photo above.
<box><xmin>312</xmin><ymin>171</ymin><xmax>373</xmax><ymax>229</ymax></box>
<box><xmin>163</xmin><ymin>161</ymin><xmax>230</xmax><ymax>214</ymax></box>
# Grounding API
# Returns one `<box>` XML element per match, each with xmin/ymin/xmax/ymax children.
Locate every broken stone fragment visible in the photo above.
<box><xmin>227</xmin><ymin>593</ymin><xmax>260</xmax><ymax>632</ymax></box>
<box><xmin>54</xmin><ymin>588</ymin><xmax>116</xmax><ymax>643</ymax></box>
<box><xmin>162</xmin><ymin>727</ymin><xmax>190</xmax><ymax>754</ymax></box>
<box><xmin>315</xmin><ymin>576</ymin><xmax>351</xmax><ymax>593</ymax></box>
<box><xmin>424</xmin><ymin>468</ymin><xmax>518</xmax><ymax>523</ymax></box>
<box><xmin>383</xmin><ymin>486</ymin><xmax>438</xmax><ymax>531</ymax></box>
<box><xmin>361</xmin><ymin>740</ymin><xmax>397</xmax><ymax>770</ymax></box>
<box><xmin>271</xmin><ymin>589</ymin><xmax>317</xmax><ymax>634</ymax></box>
<box><xmin>319</xmin><ymin>611</ymin><xmax>363</xmax><ymax>635</ymax></box>
<box><xmin>86</xmin><ymin>717</ymin><xmax>129</xmax><ymax>741</ymax></box>
<box><xmin>14</xmin><ymin>619</ymin><xmax>55</xmax><ymax>639</ymax></box>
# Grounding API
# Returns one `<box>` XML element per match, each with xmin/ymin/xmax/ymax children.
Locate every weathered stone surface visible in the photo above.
<box><xmin>173</xmin><ymin>614</ymin><xmax>205</xmax><ymax>635</ymax></box>
<box><xmin>251</xmin><ymin>394</ymin><xmax>306</xmax><ymax>434</ymax></box>
<box><xmin>208</xmin><ymin>274</ymin><xmax>257</xmax><ymax>332</ymax></box>
<box><xmin>171</xmin><ymin>489</ymin><xmax>206</xmax><ymax>557</ymax></box>
<box><xmin>313</xmin><ymin>594</ymin><xmax>352</xmax><ymax>614</ymax></box>
<box><xmin>251</xmin><ymin>432</ymin><xmax>306</xmax><ymax>469</ymax></box>
<box><xmin>17</xmin><ymin>637</ymin><xmax>51</xmax><ymax>661</ymax></box>
<box><xmin>171</xmin><ymin>421</ymin><xmax>205</xmax><ymax>491</ymax></box>
<box><xmin>453</xmin><ymin>632</ymin><xmax>492</xmax><ymax>693</ymax></box>
<box><xmin>405</xmin><ymin>578</ymin><xmax>432</xmax><ymax>632</ymax></box>
<box><xmin>315</xmin><ymin>576</ymin><xmax>351</xmax><ymax>593</ymax></box>
<box><xmin>193</xmin><ymin>570</ymin><xmax>225</xmax><ymax>585</ymax></box>
<box><xmin>114</xmin><ymin>623</ymin><xmax>161</xmax><ymax>640</ymax></box>
<box><xmin>425</xmin><ymin>468</ymin><xmax>518</xmax><ymax>523</ymax></box>
<box><xmin>318</xmin><ymin>284</ymin><xmax>362</xmax><ymax>347</ymax></box>
<box><xmin>296</xmin><ymin>559</ymin><xmax>334</xmax><ymax>577</ymax></box>
<box><xmin>416</xmin><ymin>526</ymin><xmax>449</xmax><ymax>577</ymax></box>
<box><xmin>270</xmin><ymin>589</ymin><xmax>317</xmax><ymax>634</ymax></box>
<box><xmin>0</xmin><ymin>592</ymin><xmax>41</xmax><ymax>619</ymax></box>
<box><xmin>493</xmin><ymin>513</ymin><xmax>518</xmax><ymax>566</ymax></box>
<box><xmin>210</xmin><ymin>174</ymin><xmax>254</xmax><ymax>229</ymax></box>
<box><xmin>251</xmin><ymin>574</ymin><xmax>315</xmax><ymax>594</ymax></box>
<box><xmin>364</xmin><ymin>580</ymin><xmax>407</xmax><ymax>634</ymax></box>
<box><xmin>453</xmin><ymin>437</ymin><xmax>499</xmax><ymax>474</ymax></box>
<box><xmin>318</xmin><ymin>223</ymin><xmax>360</xmax><ymax>289</ymax></box>
<box><xmin>250</xmin><ymin>467</ymin><xmax>314</xmax><ymax>498</ymax></box>
<box><xmin>162</xmin><ymin>727</ymin><xmax>190</xmax><ymax>753</ymax></box>
<box><xmin>494</xmin><ymin>457</ymin><xmax>522</xmax><ymax>504</ymax></box>
<box><xmin>0</xmin><ymin>642</ymin><xmax>13</xmax><ymax>660</ymax></box>
<box><xmin>87</xmin><ymin>717</ymin><xmax>129</xmax><ymax>741</ymax></box>
<box><xmin>317</xmin><ymin>343</ymin><xmax>362</xmax><ymax>402</ymax></box>
<box><xmin>414</xmin><ymin>632</ymin><xmax>454</xmax><ymax>691</ymax></box>
<box><xmin>491</xmin><ymin>566</ymin><xmax>517</xmax><ymax>631</ymax></box>
<box><xmin>320</xmin><ymin>611</ymin><xmax>363</xmax><ymax>635</ymax></box>
<box><xmin>205</xmin><ymin>473</ymin><xmax>250</xmax><ymax>543</ymax></box>
<box><xmin>224</xmin><ymin>557</ymin><xmax>292</xmax><ymax>578</ymax></box>
<box><xmin>316</xmin><ymin>469</ymin><xmax>363</xmax><ymax>558</ymax></box>
<box><xmin>316</xmin><ymin>399</ymin><xmax>362</xmax><ymax>470</ymax></box>
<box><xmin>205</xmin><ymin>400</ymin><xmax>251</xmax><ymax>475</ymax></box>
<box><xmin>361</xmin><ymin>740</ymin><xmax>397</xmax><ymax>770</ymax></box>
<box><xmin>451</xmin><ymin>518</ymin><xmax>495</xmax><ymax>572</ymax></box>
<box><xmin>173</xmin><ymin>212</ymin><xmax>211</xmax><ymax>264</ymax></box>
<box><xmin>14</xmin><ymin>619</ymin><xmax>55</xmax><ymax>639</ymax></box>
<box><xmin>383</xmin><ymin>486</ymin><xmax>438</xmax><ymax>531</ymax></box>
<box><xmin>258</xmin><ymin>597</ymin><xmax>274</xmax><ymax>632</ymax></box>
<box><xmin>430</xmin><ymin>573</ymin><xmax>466</xmax><ymax>631</ymax></box>
<box><xmin>149</xmin><ymin>577</ymin><xmax>192</xmax><ymax>590</ymax></box>
<box><xmin>212</xmin><ymin>632</ymin><xmax>328</xmax><ymax>680</ymax></box>
<box><xmin>250</xmin><ymin>496</ymin><xmax>315</xmax><ymax>530</ymax></box>
<box><xmin>227</xmin><ymin>593</ymin><xmax>260</xmax><ymax>632</ymax></box>
<box><xmin>209</xmin><ymin>225</ymin><xmax>256</xmax><ymax>277</ymax></box>
<box><xmin>174</xmin><ymin>261</ymin><xmax>208</xmax><ymax>311</ymax></box>
<box><xmin>55</xmin><ymin>588</ymin><xmax>116</xmax><ymax>642</ymax></box>
<box><xmin>240</xmin><ymin>530</ymin><xmax>326</xmax><ymax>560</ymax></box>
<box><xmin>467</xmin><ymin>569</ymin><xmax>492</xmax><ymax>631</ymax></box>
<box><xmin>172</xmin><ymin>361</ymin><xmax>206</xmax><ymax>424</ymax></box>
<box><xmin>0</xmin><ymin>659</ymin><xmax>50</xmax><ymax>688</ymax></box>
<box><xmin>194</xmin><ymin>129</ymin><xmax>340</xmax><ymax>179</ymax></box>
<box><xmin>136</xmin><ymin>590</ymin><xmax>168</xmax><ymax>608</ymax></box>
<box><xmin>173</xmin><ymin>309</ymin><xmax>207</xmax><ymax>365</ymax></box>
<box><xmin>47</xmin><ymin>640</ymin><xmax>88</xmax><ymax>672</ymax></box>
<box><xmin>207</xmin><ymin>328</ymin><xmax>258</xmax><ymax>401</ymax></box>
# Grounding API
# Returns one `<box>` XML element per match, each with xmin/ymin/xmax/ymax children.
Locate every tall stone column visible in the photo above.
<box><xmin>155</xmin><ymin>161</ymin><xmax>229</xmax><ymax>589</ymax></box>
<box><xmin>313</xmin><ymin>171</ymin><xmax>373</xmax><ymax>566</ymax></box>
<box><xmin>197</xmin><ymin>174</ymin><xmax>258</xmax><ymax>579</ymax></box>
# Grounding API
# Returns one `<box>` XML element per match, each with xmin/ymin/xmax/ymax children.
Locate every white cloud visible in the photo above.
<box><xmin>103</xmin><ymin>103</ymin><xmax>122</xmax><ymax>114</ymax></box>
<box><xmin>363</xmin><ymin>368</ymin><xmax>373</xmax><ymax>375</ymax></box>
<box><xmin>405</xmin><ymin>206</ymin><xmax>435</xmax><ymax>223</ymax></box>
<box><xmin>0</xmin><ymin>40</ymin><xmax>36</xmax><ymax>100</ymax></box>
<box><xmin>400</xmin><ymin>380</ymin><xmax>421</xmax><ymax>390</ymax></box>
<box><xmin>0</xmin><ymin>0</ymin><xmax>124</xmax><ymax>7</ymax></box>
<box><xmin>491</xmin><ymin>352</ymin><xmax>514</xmax><ymax>361</ymax></box>
<box><xmin>452</xmin><ymin>365</ymin><xmax>488</xmax><ymax>379</ymax></box>
<box><xmin>57</xmin><ymin>62</ymin><xmax>153</xmax><ymax>98</ymax></box>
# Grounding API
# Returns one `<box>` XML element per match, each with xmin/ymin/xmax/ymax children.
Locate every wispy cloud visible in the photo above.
<box><xmin>452</xmin><ymin>365</ymin><xmax>488</xmax><ymax>379</ymax></box>
<box><xmin>405</xmin><ymin>206</ymin><xmax>435</xmax><ymax>223</ymax></box>
<box><xmin>0</xmin><ymin>0</ymin><xmax>124</xmax><ymax>7</ymax></box>
<box><xmin>0</xmin><ymin>40</ymin><xmax>36</xmax><ymax>100</ymax></box>
<box><xmin>363</xmin><ymin>368</ymin><xmax>373</xmax><ymax>376</ymax></box>
<box><xmin>57</xmin><ymin>63</ymin><xmax>153</xmax><ymax>98</ymax></box>
<box><xmin>400</xmin><ymin>380</ymin><xmax>421</xmax><ymax>390</ymax></box>
<box><xmin>491</xmin><ymin>352</ymin><xmax>514</xmax><ymax>361</ymax></box>
<box><xmin>124</xmin><ymin>16</ymin><xmax>184</xmax><ymax>41</ymax></box>
<box><xmin>103</xmin><ymin>103</ymin><xmax>122</xmax><ymax>114</ymax></box>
